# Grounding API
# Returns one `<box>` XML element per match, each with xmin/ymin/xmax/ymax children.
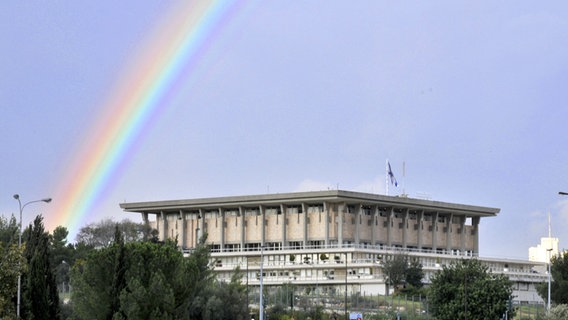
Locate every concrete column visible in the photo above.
<box><xmin>472</xmin><ymin>216</ymin><xmax>480</xmax><ymax>255</ymax></box>
<box><xmin>141</xmin><ymin>213</ymin><xmax>149</xmax><ymax>241</ymax></box>
<box><xmin>280</xmin><ymin>204</ymin><xmax>287</xmax><ymax>249</ymax></box>
<box><xmin>432</xmin><ymin>212</ymin><xmax>439</xmax><ymax>252</ymax></box>
<box><xmin>460</xmin><ymin>216</ymin><xmax>466</xmax><ymax>254</ymax></box>
<box><xmin>302</xmin><ymin>203</ymin><xmax>308</xmax><ymax>249</ymax></box>
<box><xmin>324</xmin><ymin>202</ymin><xmax>329</xmax><ymax>248</ymax></box>
<box><xmin>402</xmin><ymin>209</ymin><xmax>409</xmax><ymax>248</ymax></box>
<box><xmin>372</xmin><ymin>206</ymin><xmax>378</xmax><ymax>246</ymax></box>
<box><xmin>387</xmin><ymin>208</ymin><xmax>394</xmax><ymax>247</ymax></box>
<box><xmin>219</xmin><ymin>208</ymin><xmax>224</xmax><ymax>252</ymax></box>
<box><xmin>417</xmin><ymin>211</ymin><xmax>424</xmax><ymax>250</ymax></box>
<box><xmin>239</xmin><ymin>207</ymin><xmax>245</xmax><ymax>252</ymax></box>
<box><xmin>161</xmin><ymin>211</ymin><xmax>167</xmax><ymax>241</ymax></box>
<box><xmin>446</xmin><ymin>213</ymin><xmax>453</xmax><ymax>252</ymax></box>
<box><xmin>259</xmin><ymin>205</ymin><xmax>265</xmax><ymax>246</ymax></box>
<box><xmin>337</xmin><ymin>204</ymin><xmax>344</xmax><ymax>248</ymax></box>
<box><xmin>198</xmin><ymin>209</ymin><xmax>204</xmax><ymax>244</ymax></box>
<box><xmin>355</xmin><ymin>205</ymin><xmax>361</xmax><ymax>245</ymax></box>
<box><xmin>179</xmin><ymin>210</ymin><xmax>186</xmax><ymax>249</ymax></box>
<box><xmin>191</xmin><ymin>215</ymin><xmax>198</xmax><ymax>248</ymax></box>
<box><xmin>142</xmin><ymin>213</ymin><xmax>149</xmax><ymax>224</ymax></box>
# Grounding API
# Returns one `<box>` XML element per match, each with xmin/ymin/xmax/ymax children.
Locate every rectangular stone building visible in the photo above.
<box><xmin>120</xmin><ymin>190</ymin><xmax>546</xmax><ymax>303</ymax></box>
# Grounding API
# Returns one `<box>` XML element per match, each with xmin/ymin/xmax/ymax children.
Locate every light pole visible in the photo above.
<box><xmin>345</xmin><ymin>252</ymin><xmax>348</xmax><ymax>320</ymax></box>
<box><xmin>547</xmin><ymin>248</ymin><xmax>552</xmax><ymax>313</ymax></box>
<box><xmin>13</xmin><ymin>194</ymin><xmax>52</xmax><ymax>318</ymax></box>
<box><xmin>259</xmin><ymin>244</ymin><xmax>265</xmax><ymax>320</ymax></box>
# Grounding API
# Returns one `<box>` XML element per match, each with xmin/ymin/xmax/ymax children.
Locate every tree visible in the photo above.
<box><xmin>0</xmin><ymin>243</ymin><xmax>25</xmax><ymax>319</ymax></box>
<box><xmin>429</xmin><ymin>259</ymin><xmax>514</xmax><ymax>320</ymax></box>
<box><xmin>0</xmin><ymin>215</ymin><xmax>19</xmax><ymax>246</ymax></box>
<box><xmin>203</xmin><ymin>269</ymin><xmax>249</xmax><ymax>320</ymax></box>
<box><xmin>538</xmin><ymin>251</ymin><xmax>568</xmax><ymax>304</ymax></box>
<box><xmin>71</xmin><ymin>233</ymin><xmax>214</xmax><ymax>320</ymax></box>
<box><xmin>0</xmin><ymin>214</ymin><xmax>22</xmax><ymax>319</ymax></box>
<box><xmin>49</xmin><ymin>226</ymin><xmax>73</xmax><ymax>293</ymax></box>
<box><xmin>109</xmin><ymin>226</ymin><xmax>127</xmax><ymax>320</ymax></box>
<box><xmin>380</xmin><ymin>253</ymin><xmax>424</xmax><ymax>294</ymax></box>
<box><xmin>75</xmin><ymin>218</ymin><xmax>145</xmax><ymax>248</ymax></box>
<box><xmin>21</xmin><ymin>215</ymin><xmax>60</xmax><ymax>320</ymax></box>
<box><xmin>546</xmin><ymin>304</ymin><xmax>568</xmax><ymax>320</ymax></box>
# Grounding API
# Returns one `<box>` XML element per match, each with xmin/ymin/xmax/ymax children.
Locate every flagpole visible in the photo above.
<box><xmin>402</xmin><ymin>161</ymin><xmax>406</xmax><ymax>196</ymax></box>
<box><xmin>385</xmin><ymin>159</ymin><xmax>389</xmax><ymax>196</ymax></box>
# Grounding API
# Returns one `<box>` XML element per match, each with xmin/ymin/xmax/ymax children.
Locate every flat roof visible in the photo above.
<box><xmin>120</xmin><ymin>190</ymin><xmax>500</xmax><ymax>217</ymax></box>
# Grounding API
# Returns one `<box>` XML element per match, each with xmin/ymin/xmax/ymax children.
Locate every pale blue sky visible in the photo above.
<box><xmin>1</xmin><ymin>1</ymin><xmax>567</xmax><ymax>259</ymax></box>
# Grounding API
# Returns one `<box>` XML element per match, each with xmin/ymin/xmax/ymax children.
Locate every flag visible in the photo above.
<box><xmin>387</xmin><ymin>161</ymin><xmax>398</xmax><ymax>187</ymax></box>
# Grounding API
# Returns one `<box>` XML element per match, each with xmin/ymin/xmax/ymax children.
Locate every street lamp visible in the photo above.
<box><xmin>547</xmin><ymin>248</ymin><xmax>552</xmax><ymax>313</ymax></box>
<box><xmin>259</xmin><ymin>244</ymin><xmax>265</xmax><ymax>320</ymax></box>
<box><xmin>13</xmin><ymin>194</ymin><xmax>52</xmax><ymax>318</ymax></box>
<box><xmin>345</xmin><ymin>252</ymin><xmax>348</xmax><ymax>320</ymax></box>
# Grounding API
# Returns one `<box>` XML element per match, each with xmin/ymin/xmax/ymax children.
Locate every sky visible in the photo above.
<box><xmin>1</xmin><ymin>1</ymin><xmax>568</xmax><ymax>260</ymax></box>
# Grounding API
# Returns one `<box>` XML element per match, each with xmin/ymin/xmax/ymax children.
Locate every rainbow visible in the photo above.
<box><xmin>47</xmin><ymin>1</ymin><xmax>242</xmax><ymax>238</ymax></box>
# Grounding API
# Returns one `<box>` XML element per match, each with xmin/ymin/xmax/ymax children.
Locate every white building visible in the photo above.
<box><xmin>529</xmin><ymin>237</ymin><xmax>559</xmax><ymax>263</ymax></box>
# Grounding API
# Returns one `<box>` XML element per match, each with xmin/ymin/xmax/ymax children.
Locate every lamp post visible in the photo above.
<box><xmin>547</xmin><ymin>248</ymin><xmax>552</xmax><ymax>313</ymax></box>
<box><xmin>259</xmin><ymin>244</ymin><xmax>265</xmax><ymax>320</ymax></box>
<box><xmin>345</xmin><ymin>252</ymin><xmax>348</xmax><ymax>320</ymax></box>
<box><xmin>13</xmin><ymin>194</ymin><xmax>52</xmax><ymax>318</ymax></box>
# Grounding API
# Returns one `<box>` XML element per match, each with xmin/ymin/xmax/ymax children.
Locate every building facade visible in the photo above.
<box><xmin>120</xmin><ymin>190</ymin><xmax>547</xmax><ymax>304</ymax></box>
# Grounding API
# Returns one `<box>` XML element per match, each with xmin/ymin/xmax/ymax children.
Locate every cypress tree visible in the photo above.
<box><xmin>108</xmin><ymin>225</ymin><xmax>127</xmax><ymax>320</ymax></box>
<box><xmin>22</xmin><ymin>215</ymin><xmax>60</xmax><ymax>320</ymax></box>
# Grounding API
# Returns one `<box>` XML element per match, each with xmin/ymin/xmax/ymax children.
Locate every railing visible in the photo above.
<box><xmin>184</xmin><ymin>242</ymin><xmax>478</xmax><ymax>257</ymax></box>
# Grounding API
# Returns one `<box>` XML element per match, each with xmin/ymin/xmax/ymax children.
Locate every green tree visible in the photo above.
<box><xmin>49</xmin><ymin>226</ymin><xmax>74</xmax><ymax>293</ymax></box>
<box><xmin>538</xmin><ymin>251</ymin><xmax>568</xmax><ymax>304</ymax></box>
<box><xmin>429</xmin><ymin>259</ymin><xmax>514</xmax><ymax>320</ymax></box>
<box><xmin>0</xmin><ymin>215</ymin><xmax>19</xmax><ymax>246</ymax></box>
<box><xmin>71</xmin><ymin>234</ymin><xmax>213</xmax><ymax>320</ymax></box>
<box><xmin>546</xmin><ymin>304</ymin><xmax>568</xmax><ymax>320</ymax></box>
<box><xmin>404</xmin><ymin>256</ymin><xmax>424</xmax><ymax>290</ymax></box>
<box><xmin>109</xmin><ymin>226</ymin><xmax>127</xmax><ymax>320</ymax></box>
<box><xmin>186</xmin><ymin>234</ymin><xmax>217</xmax><ymax>319</ymax></box>
<box><xmin>0</xmin><ymin>243</ymin><xmax>25</xmax><ymax>319</ymax></box>
<box><xmin>21</xmin><ymin>215</ymin><xmax>60</xmax><ymax>320</ymax></box>
<box><xmin>71</xmin><ymin>242</ymin><xmax>119</xmax><ymax>319</ymax></box>
<box><xmin>0</xmin><ymin>215</ymin><xmax>23</xmax><ymax>319</ymax></box>
<box><xmin>203</xmin><ymin>268</ymin><xmax>249</xmax><ymax>320</ymax></box>
<box><xmin>380</xmin><ymin>253</ymin><xmax>424</xmax><ymax>294</ymax></box>
<box><xmin>75</xmin><ymin>218</ymin><xmax>145</xmax><ymax>248</ymax></box>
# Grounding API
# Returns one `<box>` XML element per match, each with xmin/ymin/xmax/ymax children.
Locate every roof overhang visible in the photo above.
<box><xmin>120</xmin><ymin>190</ymin><xmax>500</xmax><ymax>217</ymax></box>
